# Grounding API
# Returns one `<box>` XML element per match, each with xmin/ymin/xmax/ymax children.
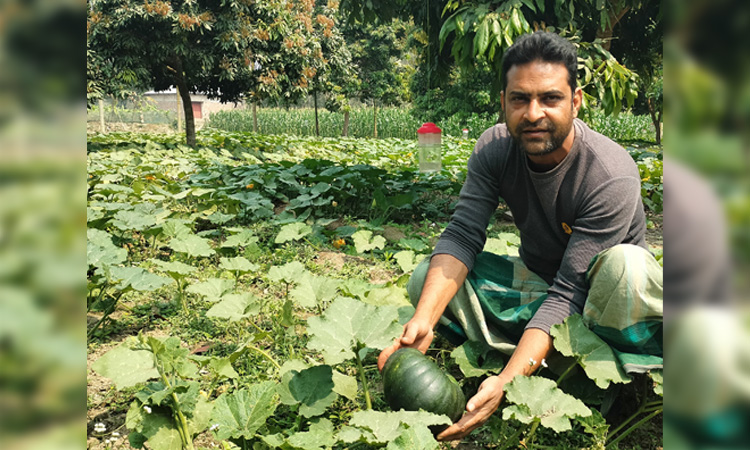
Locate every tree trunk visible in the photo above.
<box><xmin>98</xmin><ymin>99</ymin><xmax>106</xmax><ymax>133</ymax></box>
<box><xmin>648</xmin><ymin>98</ymin><xmax>662</xmax><ymax>146</ymax></box>
<box><xmin>596</xmin><ymin>6</ymin><xmax>631</xmax><ymax>51</ymax></box>
<box><xmin>313</xmin><ymin>92</ymin><xmax>320</xmax><ymax>136</ymax></box>
<box><xmin>172</xmin><ymin>56</ymin><xmax>196</xmax><ymax>147</ymax></box>
<box><xmin>373</xmin><ymin>101</ymin><xmax>378</xmax><ymax>138</ymax></box>
<box><xmin>252</xmin><ymin>102</ymin><xmax>258</xmax><ymax>133</ymax></box>
<box><xmin>342</xmin><ymin>109</ymin><xmax>350</xmax><ymax>137</ymax></box>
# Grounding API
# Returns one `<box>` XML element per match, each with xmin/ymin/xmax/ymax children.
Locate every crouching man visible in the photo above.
<box><xmin>377</xmin><ymin>31</ymin><xmax>663</xmax><ymax>441</ymax></box>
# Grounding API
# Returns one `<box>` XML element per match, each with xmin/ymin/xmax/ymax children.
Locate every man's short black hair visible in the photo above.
<box><xmin>501</xmin><ymin>31</ymin><xmax>578</xmax><ymax>94</ymax></box>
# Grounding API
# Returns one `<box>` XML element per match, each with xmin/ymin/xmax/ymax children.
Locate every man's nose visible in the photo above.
<box><xmin>524</xmin><ymin>99</ymin><xmax>545</xmax><ymax>123</ymax></box>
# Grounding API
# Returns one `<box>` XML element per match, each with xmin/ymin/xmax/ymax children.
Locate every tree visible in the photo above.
<box><xmin>608</xmin><ymin>0</ymin><xmax>663</xmax><ymax>144</ymax></box>
<box><xmin>88</xmin><ymin>0</ymin><xmax>329</xmax><ymax>146</ymax></box>
<box><xmin>342</xmin><ymin>19</ymin><xmax>414</xmax><ymax>137</ymax></box>
<box><xmin>438</xmin><ymin>0</ymin><xmax>646</xmax><ymax>118</ymax></box>
<box><xmin>308</xmin><ymin>4</ymin><xmax>355</xmax><ymax>137</ymax></box>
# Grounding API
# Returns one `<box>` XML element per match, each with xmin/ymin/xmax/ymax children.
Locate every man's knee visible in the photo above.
<box><xmin>587</xmin><ymin>244</ymin><xmax>661</xmax><ymax>283</ymax></box>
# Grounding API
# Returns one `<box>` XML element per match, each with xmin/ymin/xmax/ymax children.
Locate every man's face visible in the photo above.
<box><xmin>501</xmin><ymin>61</ymin><xmax>582</xmax><ymax>158</ymax></box>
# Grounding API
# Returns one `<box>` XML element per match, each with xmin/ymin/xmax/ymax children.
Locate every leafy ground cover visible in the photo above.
<box><xmin>87</xmin><ymin>130</ymin><xmax>662</xmax><ymax>450</ymax></box>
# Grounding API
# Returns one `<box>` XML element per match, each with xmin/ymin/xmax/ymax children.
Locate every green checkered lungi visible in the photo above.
<box><xmin>407</xmin><ymin>244</ymin><xmax>663</xmax><ymax>374</ymax></box>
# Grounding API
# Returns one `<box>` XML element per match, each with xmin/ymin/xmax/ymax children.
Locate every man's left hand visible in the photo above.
<box><xmin>436</xmin><ymin>375</ymin><xmax>508</xmax><ymax>441</ymax></box>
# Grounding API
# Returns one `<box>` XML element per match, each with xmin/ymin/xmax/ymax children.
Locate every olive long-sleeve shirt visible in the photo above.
<box><xmin>433</xmin><ymin>118</ymin><xmax>647</xmax><ymax>333</ymax></box>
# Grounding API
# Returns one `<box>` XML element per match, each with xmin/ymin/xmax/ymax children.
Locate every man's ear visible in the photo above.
<box><xmin>500</xmin><ymin>90</ymin><xmax>505</xmax><ymax>112</ymax></box>
<box><xmin>572</xmin><ymin>87</ymin><xmax>583</xmax><ymax>115</ymax></box>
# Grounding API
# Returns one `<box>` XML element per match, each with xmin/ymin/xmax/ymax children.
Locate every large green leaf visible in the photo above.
<box><xmin>348</xmin><ymin>410</ymin><xmax>450</xmax><ymax>444</ymax></box>
<box><xmin>186</xmin><ymin>278</ymin><xmax>235</xmax><ymax>301</ymax></box>
<box><xmin>210</xmin><ymin>381</ymin><xmax>279</xmax><ymax>440</ymax></box>
<box><xmin>502</xmin><ymin>376</ymin><xmax>591</xmax><ymax>432</ymax></box>
<box><xmin>206</xmin><ymin>293</ymin><xmax>260</xmax><ymax>321</ymax></box>
<box><xmin>275</xmin><ymin>222</ymin><xmax>313</xmax><ymax>244</ymax></box>
<box><xmin>550</xmin><ymin>315</ymin><xmax>631</xmax><ymax>389</ymax></box>
<box><xmin>278</xmin><ymin>365</ymin><xmax>338</xmax><ymax>418</ymax></box>
<box><xmin>268</xmin><ymin>261</ymin><xmax>308</xmax><ymax>285</ymax></box>
<box><xmin>393</xmin><ymin>250</ymin><xmax>420</xmax><ymax>273</ymax></box>
<box><xmin>278</xmin><ymin>360</ymin><xmax>358</xmax><ymax>402</ymax></box>
<box><xmin>386</xmin><ymin>425</ymin><xmax>439</xmax><ymax>450</ymax></box>
<box><xmin>111</xmin><ymin>209</ymin><xmax>157</xmax><ymax>231</ymax></box>
<box><xmin>87</xmin><ymin>228</ymin><xmax>127</xmax><ymax>268</ymax></box>
<box><xmin>146</xmin><ymin>336</ymin><xmax>198</xmax><ymax>379</ymax></box>
<box><xmin>307</xmin><ymin>296</ymin><xmax>402</xmax><ymax>365</ymax></box>
<box><xmin>219</xmin><ymin>256</ymin><xmax>259</xmax><ymax>273</ymax></box>
<box><xmin>450</xmin><ymin>341</ymin><xmax>504</xmax><ymax>378</ymax></box>
<box><xmin>168</xmin><ymin>234</ymin><xmax>215</xmax><ymax>257</ymax></box>
<box><xmin>126</xmin><ymin>404</ymin><xmax>182</xmax><ymax>450</ymax></box>
<box><xmin>151</xmin><ymin>259</ymin><xmax>197</xmax><ymax>276</ymax></box>
<box><xmin>363</xmin><ymin>284</ymin><xmax>410</xmax><ymax>307</ymax></box>
<box><xmin>91</xmin><ymin>340</ymin><xmax>159</xmax><ymax>389</ymax></box>
<box><xmin>109</xmin><ymin>266</ymin><xmax>173</xmax><ymax>292</ymax></box>
<box><xmin>221</xmin><ymin>229</ymin><xmax>259</xmax><ymax>248</ymax></box>
<box><xmin>285</xmin><ymin>418</ymin><xmax>337</xmax><ymax>450</ymax></box>
<box><xmin>290</xmin><ymin>274</ymin><xmax>340</xmax><ymax>309</ymax></box>
<box><xmin>352</xmin><ymin>230</ymin><xmax>386</xmax><ymax>253</ymax></box>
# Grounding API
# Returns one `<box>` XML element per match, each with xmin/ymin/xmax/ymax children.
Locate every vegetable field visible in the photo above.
<box><xmin>87</xmin><ymin>129</ymin><xmax>662</xmax><ymax>450</ymax></box>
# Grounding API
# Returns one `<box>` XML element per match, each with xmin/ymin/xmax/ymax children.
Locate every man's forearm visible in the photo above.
<box><xmin>412</xmin><ymin>254</ymin><xmax>469</xmax><ymax>327</ymax></box>
<box><xmin>497</xmin><ymin>328</ymin><xmax>552</xmax><ymax>382</ymax></box>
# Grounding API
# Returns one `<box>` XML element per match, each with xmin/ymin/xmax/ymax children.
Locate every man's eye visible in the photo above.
<box><xmin>544</xmin><ymin>96</ymin><xmax>563</xmax><ymax>102</ymax></box>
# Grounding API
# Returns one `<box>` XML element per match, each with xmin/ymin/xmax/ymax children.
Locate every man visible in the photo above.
<box><xmin>377</xmin><ymin>31</ymin><xmax>663</xmax><ymax>441</ymax></box>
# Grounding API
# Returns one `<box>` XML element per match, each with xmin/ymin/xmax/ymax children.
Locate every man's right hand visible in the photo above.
<box><xmin>377</xmin><ymin>318</ymin><xmax>435</xmax><ymax>371</ymax></box>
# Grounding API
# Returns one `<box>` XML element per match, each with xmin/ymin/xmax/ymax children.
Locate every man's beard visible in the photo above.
<box><xmin>512</xmin><ymin>118</ymin><xmax>572</xmax><ymax>157</ymax></box>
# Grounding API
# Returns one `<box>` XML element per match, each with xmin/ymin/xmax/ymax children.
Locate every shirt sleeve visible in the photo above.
<box><xmin>432</xmin><ymin>135</ymin><xmax>502</xmax><ymax>271</ymax></box>
<box><xmin>526</xmin><ymin>175</ymin><xmax>644</xmax><ymax>333</ymax></box>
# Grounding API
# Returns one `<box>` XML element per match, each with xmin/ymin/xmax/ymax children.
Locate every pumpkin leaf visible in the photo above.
<box><xmin>450</xmin><ymin>341</ymin><xmax>504</xmax><ymax>378</ymax></box>
<box><xmin>206</xmin><ymin>293</ymin><xmax>260</xmax><ymax>321</ymax></box>
<box><xmin>290</xmin><ymin>273</ymin><xmax>341</xmax><ymax>309</ymax></box>
<box><xmin>168</xmin><ymin>234</ymin><xmax>215</xmax><ymax>257</ymax></box>
<box><xmin>279</xmin><ymin>360</ymin><xmax>358</xmax><ymax>402</ymax></box>
<box><xmin>307</xmin><ymin>296</ymin><xmax>402</xmax><ymax>365</ymax></box>
<box><xmin>219</xmin><ymin>256</ymin><xmax>259</xmax><ymax>273</ymax></box>
<box><xmin>111</xmin><ymin>209</ymin><xmax>157</xmax><ymax>231</ymax></box>
<box><xmin>209</xmin><ymin>381</ymin><xmax>279</xmax><ymax>440</ymax></box>
<box><xmin>221</xmin><ymin>229</ymin><xmax>259</xmax><ymax>248</ymax></box>
<box><xmin>348</xmin><ymin>410</ymin><xmax>450</xmax><ymax>444</ymax></box>
<box><xmin>386</xmin><ymin>424</ymin><xmax>439</xmax><ymax>450</ymax></box>
<box><xmin>87</xmin><ymin>229</ymin><xmax>127</xmax><ymax>268</ymax></box>
<box><xmin>363</xmin><ymin>284</ymin><xmax>410</xmax><ymax>307</ymax></box>
<box><xmin>502</xmin><ymin>376</ymin><xmax>591</xmax><ymax>432</ymax></box>
<box><xmin>109</xmin><ymin>266</ymin><xmax>173</xmax><ymax>292</ymax></box>
<box><xmin>393</xmin><ymin>250</ymin><xmax>420</xmax><ymax>273</ymax></box>
<box><xmin>275</xmin><ymin>222</ymin><xmax>313</xmax><ymax>244</ymax></box>
<box><xmin>352</xmin><ymin>230</ymin><xmax>386</xmax><ymax>253</ymax></box>
<box><xmin>268</xmin><ymin>261</ymin><xmax>308</xmax><ymax>285</ymax></box>
<box><xmin>278</xmin><ymin>365</ymin><xmax>338</xmax><ymax>418</ymax></box>
<box><xmin>550</xmin><ymin>315</ymin><xmax>631</xmax><ymax>388</ymax></box>
<box><xmin>151</xmin><ymin>259</ymin><xmax>197</xmax><ymax>276</ymax></box>
<box><xmin>186</xmin><ymin>278</ymin><xmax>235</xmax><ymax>301</ymax></box>
<box><xmin>286</xmin><ymin>418</ymin><xmax>337</xmax><ymax>450</ymax></box>
<box><xmin>92</xmin><ymin>339</ymin><xmax>159</xmax><ymax>389</ymax></box>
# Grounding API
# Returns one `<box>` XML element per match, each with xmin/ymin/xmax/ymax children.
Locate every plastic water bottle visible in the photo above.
<box><xmin>462</xmin><ymin>128</ymin><xmax>469</xmax><ymax>140</ymax></box>
<box><xmin>417</xmin><ymin>122</ymin><xmax>442</xmax><ymax>172</ymax></box>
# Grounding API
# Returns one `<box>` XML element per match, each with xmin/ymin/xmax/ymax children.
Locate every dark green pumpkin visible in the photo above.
<box><xmin>381</xmin><ymin>348</ymin><xmax>465</xmax><ymax>423</ymax></box>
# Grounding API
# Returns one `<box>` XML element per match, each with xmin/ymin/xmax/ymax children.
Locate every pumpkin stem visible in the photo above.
<box><xmin>355</xmin><ymin>345</ymin><xmax>372</xmax><ymax>410</ymax></box>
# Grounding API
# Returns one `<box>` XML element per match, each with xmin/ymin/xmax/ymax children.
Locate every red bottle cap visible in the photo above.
<box><xmin>417</xmin><ymin>122</ymin><xmax>442</xmax><ymax>134</ymax></box>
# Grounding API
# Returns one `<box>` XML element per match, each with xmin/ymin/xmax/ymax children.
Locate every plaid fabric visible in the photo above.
<box><xmin>408</xmin><ymin>244</ymin><xmax>663</xmax><ymax>374</ymax></box>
